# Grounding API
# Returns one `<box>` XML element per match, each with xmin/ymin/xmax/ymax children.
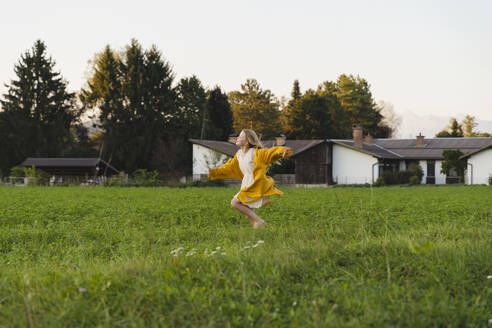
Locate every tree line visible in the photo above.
<box><xmin>435</xmin><ymin>116</ymin><xmax>490</xmax><ymax>138</ymax></box>
<box><xmin>0</xmin><ymin>39</ymin><xmax>405</xmax><ymax>176</ymax></box>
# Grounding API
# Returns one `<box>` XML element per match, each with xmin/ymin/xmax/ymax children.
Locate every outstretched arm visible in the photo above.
<box><xmin>259</xmin><ymin>146</ymin><xmax>293</xmax><ymax>165</ymax></box>
<box><xmin>208</xmin><ymin>155</ymin><xmax>241</xmax><ymax>180</ymax></box>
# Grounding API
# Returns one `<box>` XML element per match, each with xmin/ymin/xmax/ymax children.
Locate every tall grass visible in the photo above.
<box><xmin>0</xmin><ymin>186</ymin><xmax>490</xmax><ymax>327</ymax></box>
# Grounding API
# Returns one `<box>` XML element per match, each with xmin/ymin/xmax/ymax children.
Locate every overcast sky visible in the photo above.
<box><xmin>1</xmin><ymin>0</ymin><xmax>491</xmax><ymax>121</ymax></box>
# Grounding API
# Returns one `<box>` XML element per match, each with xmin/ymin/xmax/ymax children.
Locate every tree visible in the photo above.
<box><xmin>441</xmin><ymin>149</ymin><xmax>466</xmax><ymax>183</ymax></box>
<box><xmin>284</xmin><ymin>86</ymin><xmax>351</xmax><ymax>139</ymax></box>
<box><xmin>206</xmin><ymin>86</ymin><xmax>233</xmax><ymax>140</ymax></box>
<box><xmin>80</xmin><ymin>45</ymin><xmax>125</xmax><ymax>168</ymax></box>
<box><xmin>462</xmin><ymin>115</ymin><xmax>478</xmax><ymax>137</ymax></box>
<box><xmin>290</xmin><ymin>79</ymin><xmax>301</xmax><ymax>101</ymax></box>
<box><xmin>334</xmin><ymin>74</ymin><xmax>390</xmax><ymax>137</ymax></box>
<box><xmin>174</xmin><ymin>75</ymin><xmax>207</xmax><ymax>139</ymax></box>
<box><xmin>0</xmin><ymin>40</ymin><xmax>77</xmax><ymax>172</ymax></box>
<box><xmin>377</xmin><ymin>101</ymin><xmax>401</xmax><ymax>138</ymax></box>
<box><xmin>436</xmin><ymin>118</ymin><xmax>463</xmax><ymax>137</ymax></box>
<box><xmin>281</xmin><ymin>80</ymin><xmax>302</xmax><ymax>136</ymax></box>
<box><xmin>81</xmin><ymin>40</ymin><xmax>176</xmax><ymax>173</ymax></box>
<box><xmin>228</xmin><ymin>79</ymin><xmax>281</xmax><ymax>139</ymax></box>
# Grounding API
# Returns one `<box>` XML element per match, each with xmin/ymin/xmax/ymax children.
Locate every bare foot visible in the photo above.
<box><xmin>253</xmin><ymin>219</ymin><xmax>267</xmax><ymax>229</ymax></box>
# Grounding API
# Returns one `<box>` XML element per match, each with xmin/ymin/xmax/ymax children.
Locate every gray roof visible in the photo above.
<box><xmin>373</xmin><ymin>137</ymin><xmax>492</xmax><ymax>159</ymax></box>
<box><xmin>189</xmin><ymin>139</ymin><xmax>326</xmax><ymax>157</ymax></box>
<box><xmin>330</xmin><ymin>140</ymin><xmax>402</xmax><ymax>159</ymax></box>
<box><xmin>191</xmin><ymin>137</ymin><xmax>492</xmax><ymax>160</ymax></box>
<box><xmin>21</xmin><ymin>158</ymin><xmax>119</xmax><ymax>173</ymax></box>
<box><xmin>460</xmin><ymin>144</ymin><xmax>492</xmax><ymax>159</ymax></box>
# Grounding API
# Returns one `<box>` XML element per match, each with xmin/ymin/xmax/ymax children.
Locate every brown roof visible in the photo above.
<box><xmin>21</xmin><ymin>158</ymin><xmax>119</xmax><ymax>173</ymax></box>
<box><xmin>189</xmin><ymin>139</ymin><xmax>326</xmax><ymax>157</ymax></box>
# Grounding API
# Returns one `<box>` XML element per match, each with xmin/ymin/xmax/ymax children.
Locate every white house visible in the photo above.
<box><xmin>190</xmin><ymin>128</ymin><xmax>492</xmax><ymax>186</ymax></box>
<box><xmin>462</xmin><ymin>145</ymin><xmax>492</xmax><ymax>185</ymax></box>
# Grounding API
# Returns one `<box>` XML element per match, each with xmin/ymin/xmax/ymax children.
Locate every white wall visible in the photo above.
<box><xmin>465</xmin><ymin>148</ymin><xmax>492</xmax><ymax>185</ymax></box>
<box><xmin>419</xmin><ymin>160</ymin><xmax>427</xmax><ymax>184</ymax></box>
<box><xmin>434</xmin><ymin>160</ymin><xmax>447</xmax><ymax>184</ymax></box>
<box><xmin>192</xmin><ymin>144</ymin><xmax>231</xmax><ymax>180</ymax></box>
<box><xmin>419</xmin><ymin>160</ymin><xmax>446</xmax><ymax>184</ymax></box>
<box><xmin>332</xmin><ymin>145</ymin><xmax>378</xmax><ymax>184</ymax></box>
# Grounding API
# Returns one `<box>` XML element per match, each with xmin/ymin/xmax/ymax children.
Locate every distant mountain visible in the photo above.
<box><xmin>395</xmin><ymin>111</ymin><xmax>492</xmax><ymax>139</ymax></box>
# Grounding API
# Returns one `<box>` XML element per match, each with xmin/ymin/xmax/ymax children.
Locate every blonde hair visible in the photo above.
<box><xmin>241</xmin><ymin>129</ymin><xmax>263</xmax><ymax>149</ymax></box>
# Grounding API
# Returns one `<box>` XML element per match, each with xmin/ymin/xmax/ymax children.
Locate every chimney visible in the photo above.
<box><xmin>416</xmin><ymin>133</ymin><xmax>424</xmax><ymax>147</ymax></box>
<box><xmin>364</xmin><ymin>134</ymin><xmax>373</xmax><ymax>145</ymax></box>
<box><xmin>275</xmin><ymin>134</ymin><xmax>286</xmax><ymax>146</ymax></box>
<box><xmin>353</xmin><ymin>126</ymin><xmax>363</xmax><ymax>148</ymax></box>
<box><xmin>228</xmin><ymin>133</ymin><xmax>238</xmax><ymax>144</ymax></box>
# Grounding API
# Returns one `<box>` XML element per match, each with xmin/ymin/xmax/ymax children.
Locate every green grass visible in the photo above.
<box><xmin>0</xmin><ymin>185</ymin><xmax>490</xmax><ymax>327</ymax></box>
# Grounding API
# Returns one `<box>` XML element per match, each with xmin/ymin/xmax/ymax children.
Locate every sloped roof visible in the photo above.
<box><xmin>189</xmin><ymin>139</ymin><xmax>326</xmax><ymax>157</ymax></box>
<box><xmin>20</xmin><ymin>158</ymin><xmax>119</xmax><ymax>173</ymax></box>
<box><xmin>460</xmin><ymin>144</ymin><xmax>492</xmax><ymax>159</ymax></box>
<box><xmin>330</xmin><ymin>140</ymin><xmax>402</xmax><ymax>159</ymax></box>
<box><xmin>374</xmin><ymin>137</ymin><xmax>492</xmax><ymax>159</ymax></box>
<box><xmin>190</xmin><ymin>137</ymin><xmax>492</xmax><ymax>160</ymax></box>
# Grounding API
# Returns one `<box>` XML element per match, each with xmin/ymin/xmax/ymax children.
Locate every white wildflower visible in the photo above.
<box><xmin>292</xmin><ymin>301</ymin><xmax>297</xmax><ymax>306</ymax></box>
<box><xmin>221</xmin><ymin>252</ymin><xmax>226</xmax><ymax>255</ymax></box>
<box><xmin>216</xmin><ymin>246</ymin><xmax>221</xmax><ymax>250</ymax></box>
<box><xmin>78</xmin><ymin>287</ymin><xmax>87</xmax><ymax>293</ymax></box>
<box><xmin>170</xmin><ymin>247</ymin><xmax>184</xmax><ymax>256</ymax></box>
<box><xmin>487</xmin><ymin>275</ymin><xmax>492</xmax><ymax>279</ymax></box>
<box><xmin>257</xmin><ymin>240</ymin><xmax>264</xmax><ymax>244</ymax></box>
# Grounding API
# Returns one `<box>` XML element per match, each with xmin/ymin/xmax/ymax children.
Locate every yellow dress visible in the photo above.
<box><xmin>209</xmin><ymin>146</ymin><xmax>292</xmax><ymax>208</ymax></box>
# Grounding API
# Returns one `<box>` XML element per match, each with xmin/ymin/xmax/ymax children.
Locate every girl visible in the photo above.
<box><xmin>208</xmin><ymin>129</ymin><xmax>293</xmax><ymax>228</ymax></box>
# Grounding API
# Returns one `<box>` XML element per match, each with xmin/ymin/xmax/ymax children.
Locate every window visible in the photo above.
<box><xmin>426</xmin><ymin>161</ymin><xmax>436</xmax><ymax>184</ymax></box>
<box><xmin>427</xmin><ymin>161</ymin><xmax>435</xmax><ymax>177</ymax></box>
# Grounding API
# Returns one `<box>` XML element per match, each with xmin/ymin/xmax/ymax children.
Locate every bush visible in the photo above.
<box><xmin>132</xmin><ymin>169</ymin><xmax>161</xmax><ymax>186</ymax></box>
<box><xmin>59</xmin><ymin>176</ymin><xmax>84</xmax><ymax>187</ymax></box>
<box><xmin>24</xmin><ymin>166</ymin><xmax>50</xmax><ymax>186</ymax></box>
<box><xmin>10</xmin><ymin>166</ymin><xmax>25</xmax><ymax>177</ymax></box>
<box><xmin>104</xmin><ymin>172</ymin><xmax>128</xmax><ymax>186</ymax></box>
<box><xmin>489</xmin><ymin>175</ymin><xmax>492</xmax><ymax>186</ymax></box>
<box><xmin>374</xmin><ymin>165</ymin><xmax>423</xmax><ymax>186</ymax></box>
<box><xmin>409</xmin><ymin>176</ymin><xmax>420</xmax><ymax>185</ymax></box>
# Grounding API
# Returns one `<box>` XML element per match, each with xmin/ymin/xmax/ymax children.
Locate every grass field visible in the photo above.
<box><xmin>0</xmin><ymin>185</ymin><xmax>490</xmax><ymax>327</ymax></box>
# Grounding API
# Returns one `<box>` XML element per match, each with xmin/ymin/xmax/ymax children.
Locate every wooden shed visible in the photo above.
<box><xmin>20</xmin><ymin>157</ymin><xmax>119</xmax><ymax>183</ymax></box>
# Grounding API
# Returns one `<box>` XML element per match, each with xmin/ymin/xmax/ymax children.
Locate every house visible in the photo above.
<box><xmin>20</xmin><ymin>157</ymin><xmax>119</xmax><ymax>184</ymax></box>
<box><xmin>190</xmin><ymin>128</ymin><xmax>492</xmax><ymax>186</ymax></box>
<box><xmin>190</xmin><ymin>135</ymin><xmax>330</xmax><ymax>186</ymax></box>
<box><xmin>461</xmin><ymin>144</ymin><xmax>492</xmax><ymax>185</ymax></box>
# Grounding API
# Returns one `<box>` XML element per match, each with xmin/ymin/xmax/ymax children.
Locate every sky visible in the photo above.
<box><xmin>1</xmin><ymin>0</ymin><xmax>492</xmax><ymax>128</ymax></box>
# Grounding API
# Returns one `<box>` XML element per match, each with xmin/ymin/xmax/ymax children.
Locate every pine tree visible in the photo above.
<box><xmin>436</xmin><ymin>118</ymin><xmax>464</xmax><ymax>137</ymax></box>
<box><xmin>291</xmin><ymin>79</ymin><xmax>301</xmax><ymax>101</ymax></box>
<box><xmin>175</xmin><ymin>75</ymin><xmax>207</xmax><ymax>139</ymax></box>
<box><xmin>80</xmin><ymin>45</ymin><xmax>124</xmax><ymax>167</ymax></box>
<box><xmin>81</xmin><ymin>40</ymin><xmax>177</xmax><ymax>173</ymax></box>
<box><xmin>0</xmin><ymin>40</ymin><xmax>76</xmax><ymax>170</ymax></box>
<box><xmin>334</xmin><ymin>74</ymin><xmax>389</xmax><ymax>137</ymax></box>
<box><xmin>449</xmin><ymin>118</ymin><xmax>464</xmax><ymax>137</ymax></box>
<box><xmin>206</xmin><ymin>86</ymin><xmax>233</xmax><ymax>140</ymax></box>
